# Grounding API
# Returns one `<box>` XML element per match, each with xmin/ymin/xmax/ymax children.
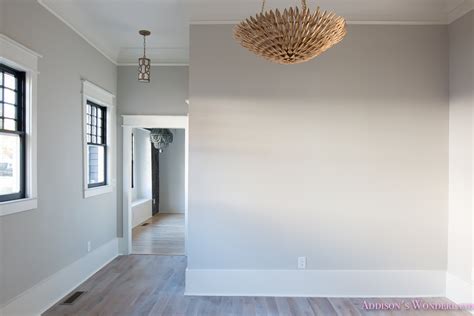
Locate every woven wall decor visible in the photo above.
<box><xmin>233</xmin><ymin>0</ymin><xmax>347</xmax><ymax>64</ymax></box>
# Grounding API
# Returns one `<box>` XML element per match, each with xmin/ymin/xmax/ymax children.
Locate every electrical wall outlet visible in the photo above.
<box><xmin>298</xmin><ymin>256</ymin><xmax>306</xmax><ymax>269</ymax></box>
<box><xmin>87</xmin><ymin>241</ymin><xmax>91</xmax><ymax>253</ymax></box>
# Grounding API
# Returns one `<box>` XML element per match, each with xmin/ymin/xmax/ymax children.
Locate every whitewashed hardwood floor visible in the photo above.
<box><xmin>132</xmin><ymin>213</ymin><xmax>185</xmax><ymax>255</ymax></box>
<box><xmin>43</xmin><ymin>255</ymin><xmax>470</xmax><ymax>316</ymax></box>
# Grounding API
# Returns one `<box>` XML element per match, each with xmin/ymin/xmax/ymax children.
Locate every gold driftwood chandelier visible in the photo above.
<box><xmin>233</xmin><ymin>0</ymin><xmax>347</xmax><ymax>64</ymax></box>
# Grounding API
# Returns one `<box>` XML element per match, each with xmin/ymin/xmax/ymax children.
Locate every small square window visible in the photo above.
<box><xmin>4</xmin><ymin>89</ymin><xmax>16</xmax><ymax>104</ymax></box>
<box><xmin>4</xmin><ymin>73</ymin><xmax>16</xmax><ymax>90</ymax></box>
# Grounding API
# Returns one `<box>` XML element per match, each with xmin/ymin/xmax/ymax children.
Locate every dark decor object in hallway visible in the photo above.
<box><xmin>151</xmin><ymin>144</ymin><xmax>160</xmax><ymax>215</ymax></box>
<box><xmin>150</xmin><ymin>128</ymin><xmax>174</xmax><ymax>153</ymax></box>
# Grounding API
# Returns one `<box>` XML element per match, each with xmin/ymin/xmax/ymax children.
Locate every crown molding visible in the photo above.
<box><xmin>117</xmin><ymin>63</ymin><xmax>189</xmax><ymax>66</ymax></box>
<box><xmin>36</xmin><ymin>0</ymin><xmax>473</xmax><ymax>68</ymax></box>
<box><xmin>447</xmin><ymin>0</ymin><xmax>474</xmax><ymax>24</ymax></box>
<box><xmin>0</xmin><ymin>34</ymin><xmax>43</xmax><ymax>59</ymax></box>
<box><xmin>190</xmin><ymin>19</ymin><xmax>447</xmax><ymax>25</ymax></box>
<box><xmin>37</xmin><ymin>0</ymin><xmax>118</xmax><ymax>65</ymax></box>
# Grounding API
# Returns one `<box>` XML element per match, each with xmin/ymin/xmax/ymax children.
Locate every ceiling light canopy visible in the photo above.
<box><xmin>138</xmin><ymin>30</ymin><xmax>151</xmax><ymax>82</ymax></box>
<box><xmin>233</xmin><ymin>0</ymin><xmax>347</xmax><ymax>64</ymax></box>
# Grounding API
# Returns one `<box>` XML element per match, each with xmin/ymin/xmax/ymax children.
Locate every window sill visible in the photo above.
<box><xmin>84</xmin><ymin>185</ymin><xmax>113</xmax><ymax>198</ymax></box>
<box><xmin>0</xmin><ymin>197</ymin><xmax>38</xmax><ymax>217</ymax></box>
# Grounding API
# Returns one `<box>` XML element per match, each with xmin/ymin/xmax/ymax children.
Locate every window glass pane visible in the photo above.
<box><xmin>92</xmin><ymin>106</ymin><xmax>96</xmax><ymax>116</ymax></box>
<box><xmin>4</xmin><ymin>73</ymin><xmax>16</xmax><ymax>90</ymax></box>
<box><xmin>0</xmin><ymin>133</ymin><xmax>21</xmax><ymax>195</ymax></box>
<box><xmin>0</xmin><ymin>73</ymin><xmax>3</xmax><ymax>86</ymax></box>
<box><xmin>4</xmin><ymin>89</ymin><xmax>16</xmax><ymax>104</ymax></box>
<box><xmin>4</xmin><ymin>104</ymin><xmax>16</xmax><ymax>119</ymax></box>
<box><xmin>87</xmin><ymin>104</ymin><xmax>91</xmax><ymax>114</ymax></box>
<box><xmin>4</xmin><ymin>119</ymin><xmax>16</xmax><ymax>131</ymax></box>
<box><xmin>88</xmin><ymin>145</ymin><xmax>105</xmax><ymax>185</ymax></box>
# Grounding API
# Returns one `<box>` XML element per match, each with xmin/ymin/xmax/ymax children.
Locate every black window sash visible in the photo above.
<box><xmin>0</xmin><ymin>64</ymin><xmax>26</xmax><ymax>202</ymax></box>
<box><xmin>86</xmin><ymin>101</ymin><xmax>107</xmax><ymax>188</ymax></box>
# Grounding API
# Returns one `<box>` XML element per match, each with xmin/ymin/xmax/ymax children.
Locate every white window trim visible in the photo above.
<box><xmin>82</xmin><ymin>80</ymin><xmax>115</xmax><ymax>198</ymax></box>
<box><xmin>0</xmin><ymin>34</ymin><xmax>41</xmax><ymax>217</ymax></box>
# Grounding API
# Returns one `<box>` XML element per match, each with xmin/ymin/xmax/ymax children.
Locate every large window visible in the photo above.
<box><xmin>0</xmin><ymin>64</ymin><xmax>26</xmax><ymax>202</ymax></box>
<box><xmin>86</xmin><ymin>101</ymin><xmax>107</xmax><ymax>188</ymax></box>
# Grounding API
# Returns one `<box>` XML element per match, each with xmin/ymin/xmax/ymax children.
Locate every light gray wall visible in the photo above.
<box><xmin>116</xmin><ymin>66</ymin><xmax>188</xmax><ymax>235</ymax></box>
<box><xmin>188</xmin><ymin>24</ymin><xmax>449</xmax><ymax>270</ymax></box>
<box><xmin>0</xmin><ymin>0</ymin><xmax>4</xmax><ymax>33</ymax></box>
<box><xmin>117</xmin><ymin>66</ymin><xmax>188</xmax><ymax>115</ymax></box>
<box><xmin>159</xmin><ymin>129</ymin><xmax>185</xmax><ymax>213</ymax></box>
<box><xmin>0</xmin><ymin>1</ymin><xmax>117</xmax><ymax>305</ymax></box>
<box><xmin>447</xmin><ymin>10</ymin><xmax>474</xmax><ymax>284</ymax></box>
<box><xmin>132</xmin><ymin>128</ymin><xmax>152</xmax><ymax>202</ymax></box>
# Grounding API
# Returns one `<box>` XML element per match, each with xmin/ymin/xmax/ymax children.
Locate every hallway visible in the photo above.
<box><xmin>132</xmin><ymin>213</ymin><xmax>185</xmax><ymax>255</ymax></box>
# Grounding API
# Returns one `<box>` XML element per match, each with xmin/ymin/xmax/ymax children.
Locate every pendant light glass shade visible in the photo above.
<box><xmin>138</xmin><ymin>57</ymin><xmax>151</xmax><ymax>82</ymax></box>
<box><xmin>138</xmin><ymin>30</ymin><xmax>151</xmax><ymax>83</ymax></box>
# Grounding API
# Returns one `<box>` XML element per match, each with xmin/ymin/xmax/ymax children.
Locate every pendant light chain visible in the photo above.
<box><xmin>143</xmin><ymin>34</ymin><xmax>147</xmax><ymax>58</ymax></box>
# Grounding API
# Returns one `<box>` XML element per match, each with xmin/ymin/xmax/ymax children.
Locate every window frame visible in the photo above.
<box><xmin>0</xmin><ymin>63</ymin><xmax>27</xmax><ymax>202</ymax></box>
<box><xmin>86</xmin><ymin>100</ymin><xmax>108</xmax><ymax>189</ymax></box>
<box><xmin>131</xmin><ymin>132</ymin><xmax>135</xmax><ymax>189</ymax></box>
<box><xmin>0</xmin><ymin>34</ymin><xmax>40</xmax><ymax>217</ymax></box>
<box><xmin>82</xmin><ymin>80</ymin><xmax>115</xmax><ymax>199</ymax></box>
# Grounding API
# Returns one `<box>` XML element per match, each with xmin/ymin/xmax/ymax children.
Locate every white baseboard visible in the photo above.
<box><xmin>131</xmin><ymin>198</ymin><xmax>152</xmax><ymax>228</ymax></box>
<box><xmin>185</xmin><ymin>269</ymin><xmax>446</xmax><ymax>297</ymax></box>
<box><xmin>446</xmin><ymin>272</ymin><xmax>473</xmax><ymax>305</ymax></box>
<box><xmin>0</xmin><ymin>238</ymin><xmax>120</xmax><ymax>316</ymax></box>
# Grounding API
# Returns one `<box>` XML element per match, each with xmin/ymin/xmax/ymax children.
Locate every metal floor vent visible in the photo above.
<box><xmin>141</xmin><ymin>223</ymin><xmax>150</xmax><ymax>226</ymax></box>
<box><xmin>61</xmin><ymin>291</ymin><xmax>86</xmax><ymax>305</ymax></box>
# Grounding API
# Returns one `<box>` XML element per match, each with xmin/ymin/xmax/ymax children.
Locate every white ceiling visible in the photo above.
<box><xmin>38</xmin><ymin>0</ymin><xmax>474</xmax><ymax>65</ymax></box>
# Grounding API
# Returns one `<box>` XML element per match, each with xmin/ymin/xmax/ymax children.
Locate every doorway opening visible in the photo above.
<box><xmin>122</xmin><ymin>115</ymin><xmax>188</xmax><ymax>256</ymax></box>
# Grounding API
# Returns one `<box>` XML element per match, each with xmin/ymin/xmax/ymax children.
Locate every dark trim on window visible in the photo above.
<box><xmin>0</xmin><ymin>63</ymin><xmax>26</xmax><ymax>202</ymax></box>
<box><xmin>131</xmin><ymin>132</ymin><xmax>135</xmax><ymax>189</ymax></box>
<box><xmin>86</xmin><ymin>100</ymin><xmax>107</xmax><ymax>189</ymax></box>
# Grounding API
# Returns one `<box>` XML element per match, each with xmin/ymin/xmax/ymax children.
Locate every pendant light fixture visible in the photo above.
<box><xmin>138</xmin><ymin>30</ymin><xmax>151</xmax><ymax>82</ymax></box>
<box><xmin>150</xmin><ymin>129</ymin><xmax>174</xmax><ymax>153</ymax></box>
<box><xmin>233</xmin><ymin>0</ymin><xmax>346</xmax><ymax>64</ymax></box>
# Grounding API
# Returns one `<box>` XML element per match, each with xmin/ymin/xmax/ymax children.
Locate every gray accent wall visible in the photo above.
<box><xmin>188</xmin><ymin>24</ymin><xmax>449</xmax><ymax>270</ymax></box>
<box><xmin>116</xmin><ymin>66</ymin><xmax>188</xmax><ymax>235</ymax></box>
<box><xmin>0</xmin><ymin>1</ymin><xmax>117</xmax><ymax>305</ymax></box>
<box><xmin>448</xmin><ymin>10</ymin><xmax>474</xmax><ymax>285</ymax></box>
<box><xmin>159</xmin><ymin>129</ymin><xmax>185</xmax><ymax>213</ymax></box>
